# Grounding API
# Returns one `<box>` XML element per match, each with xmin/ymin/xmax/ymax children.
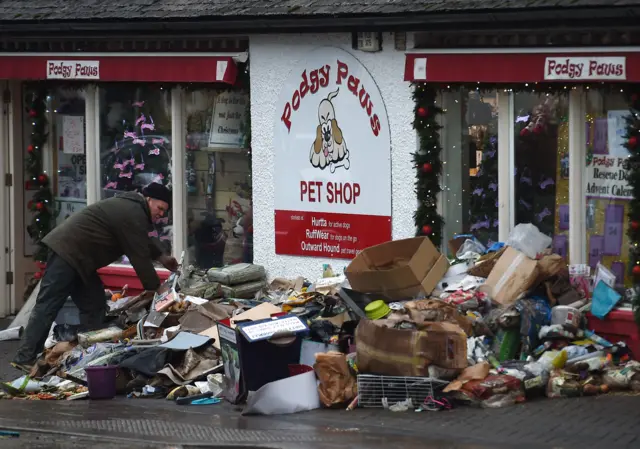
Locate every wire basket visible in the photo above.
<box><xmin>357</xmin><ymin>374</ymin><xmax>449</xmax><ymax>410</ymax></box>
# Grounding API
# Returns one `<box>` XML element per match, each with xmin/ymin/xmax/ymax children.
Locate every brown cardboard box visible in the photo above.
<box><xmin>345</xmin><ymin>237</ymin><xmax>449</xmax><ymax>301</ymax></box>
<box><xmin>355</xmin><ymin>319</ymin><xmax>468</xmax><ymax>377</ymax></box>
<box><xmin>483</xmin><ymin>247</ymin><xmax>539</xmax><ymax>306</ymax></box>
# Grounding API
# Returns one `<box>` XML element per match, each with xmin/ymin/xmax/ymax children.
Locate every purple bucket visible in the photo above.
<box><xmin>85</xmin><ymin>365</ymin><xmax>118</xmax><ymax>400</ymax></box>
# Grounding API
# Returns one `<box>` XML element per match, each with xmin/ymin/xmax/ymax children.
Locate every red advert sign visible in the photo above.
<box><xmin>275</xmin><ymin>210</ymin><xmax>391</xmax><ymax>259</ymax></box>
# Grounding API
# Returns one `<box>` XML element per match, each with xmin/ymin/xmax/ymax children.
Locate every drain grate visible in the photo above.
<box><xmin>18</xmin><ymin>419</ymin><xmax>337</xmax><ymax>443</ymax></box>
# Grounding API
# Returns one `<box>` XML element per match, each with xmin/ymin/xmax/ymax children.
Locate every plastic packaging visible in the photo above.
<box><xmin>456</xmin><ymin>238</ymin><xmax>487</xmax><ymax>260</ymax></box>
<box><xmin>505</xmin><ymin>223</ymin><xmax>552</xmax><ymax>259</ymax></box>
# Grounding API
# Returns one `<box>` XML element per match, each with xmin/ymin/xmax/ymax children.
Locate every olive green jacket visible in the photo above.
<box><xmin>43</xmin><ymin>192</ymin><xmax>164</xmax><ymax>290</ymax></box>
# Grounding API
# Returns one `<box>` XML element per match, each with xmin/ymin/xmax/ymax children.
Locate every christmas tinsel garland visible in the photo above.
<box><xmin>25</xmin><ymin>87</ymin><xmax>54</xmax><ymax>271</ymax></box>
<box><xmin>412</xmin><ymin>83</ymin><xmax>444</xmax><ymax>246</ymax></box>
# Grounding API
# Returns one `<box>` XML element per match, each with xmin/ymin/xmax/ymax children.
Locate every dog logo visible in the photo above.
<box><xmin>309</xmin><ymin>89</ymin><xmax>350</xmax><ymax>173</ymax></box>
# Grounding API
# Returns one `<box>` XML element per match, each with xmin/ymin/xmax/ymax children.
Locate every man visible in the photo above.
<box><xmin>12</xmin><ymin>183</ymin><xmax>178</xmax><ymax>371</ymax></box>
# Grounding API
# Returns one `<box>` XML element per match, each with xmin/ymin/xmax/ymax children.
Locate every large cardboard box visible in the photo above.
<box><xmin>482</xmin><ymin>247</ymin><xmax>539</xmax><ymax>306</ymax></box>
<box><xmin>345</xmin><ymin>237</ymin><xmax>449</xmax><ymax>301</ymax></box>
<box><xmin>355</xmin><ymin>319</ymin><xmax>468</xmax><ymax>377</ymax></box>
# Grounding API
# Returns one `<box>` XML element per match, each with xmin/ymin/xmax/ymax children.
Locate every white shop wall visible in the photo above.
<box><xmin>249</xmin><ymin>33</ymin><xmax>416</xmax><ymax>280</ymax></box>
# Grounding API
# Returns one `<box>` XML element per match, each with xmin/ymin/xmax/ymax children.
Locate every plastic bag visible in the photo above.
<box><xmin>456</xmin><ymin>239</ymin><xmax>487</xmax><ymax>260</ymax></box>
<box><xmin>505</xmin><ymin>223</ymin><xmax>552</xmax><ymax>259</ymax></box>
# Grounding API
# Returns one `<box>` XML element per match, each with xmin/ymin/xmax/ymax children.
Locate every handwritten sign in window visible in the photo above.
<box><xmin>62</xmin><ymin>115</ymin><xmax>85</xmax><ymax>155</ymax></box>
<box><xmin>208</xmin><ymin>91</ymin><xmax>249</xmax><ymax>148</ymax></box>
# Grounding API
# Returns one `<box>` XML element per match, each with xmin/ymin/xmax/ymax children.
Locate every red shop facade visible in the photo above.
<box><xmin>0</xmin><ymin>39</ymin><xmax>252</xmax><ymax>315</ymax></box>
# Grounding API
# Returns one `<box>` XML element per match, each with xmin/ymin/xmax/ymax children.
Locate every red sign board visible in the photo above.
<box><xmin>275</xmin><ymin>210</ymin><xmax>391</xmax><ymax>259</ymax></box>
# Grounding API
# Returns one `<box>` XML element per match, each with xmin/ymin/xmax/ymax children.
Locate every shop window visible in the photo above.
<box><xmin>183</xmin><ymin>88</ymin><xmax>252</xmax><ymax>270</ymax></box>
<box><xmin>23</xmin><ymin>87</ymin><xmax>87</xmax><ymax>257</ymax></box>
<box><xmin>514</xmin><ymin>93</ymin><xmax>570</xmax><ymax>259</ymax></box>
<box><xmin>52</xmin><ymin>88</ymin><xmax>87</xmax><ymax>225</ymax></box>
<box><xmin>584</xmin><ymin>91</ymin><xmax>630</xmax><ymax>287</ymax></box>
<box><xmin>441</xmin><ymin>89</ymin><xmax>499</xmax><ymax>254</ymax></box>
<box><xmin>98</xmin><ymin>85</ymin><xmax>172</xmax><ymax>265</ymax></box>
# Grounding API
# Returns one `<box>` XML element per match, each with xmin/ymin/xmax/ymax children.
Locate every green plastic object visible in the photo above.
<box><xmin>496</xmin><ymin>329</ymin><xmax>521</xmax><ymax>362</ymax></box>
<box><xmin>365</xmin><ymin>300</ymin><xmax>391</xmax><ymax>320</ymax></box>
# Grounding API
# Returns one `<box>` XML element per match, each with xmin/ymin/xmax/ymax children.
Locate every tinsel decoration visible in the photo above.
<box><xmin>25</xmin><ymin>88</ymin><xmax>53</xmax><ymax>264</ymax></box>
<box><xmin>412</xmin><ymin>83</ymin><xmax>444</xmax><ymax>246</ymax></box>
<box><xmin>626</xmin><ymin>88</ymin><xmax>640</xmax><ymax>324</ymax></box>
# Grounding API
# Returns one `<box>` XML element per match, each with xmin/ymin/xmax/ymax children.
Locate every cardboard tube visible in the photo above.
<box><xmin>0</xmin><ymin>326</ymin><xmax>23</xmax><ymax>341</ymax></box>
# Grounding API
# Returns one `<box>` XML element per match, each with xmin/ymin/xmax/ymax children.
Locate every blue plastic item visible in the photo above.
<box><xmin>591</xmin><ymin>281</ymin><xmax>622</xmax><ymax>320</ymax></box>
<box><xmin>486</xmin><ymin>242</ymin><xmax>505</xmax><ymax>253</ymax></box>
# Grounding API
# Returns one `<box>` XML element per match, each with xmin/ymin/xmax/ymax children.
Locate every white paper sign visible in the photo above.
<box><xmin>208</xmin><ymin>91</ymin><xmax>249</xmax><ymax>148</ymax></box>
<box><xmin>240</xmin><ymin>316</ymin><xmax>307</xmax><ymax>342</ymax></box>
<box><xmin>62</xmin><ymin>116</ymin><xmax>85</xmax><ymax>154</ymax></box>
<box><xmin>47</xmin><ymin>60</ymin><xmax>100</xmax><ymax>80</ymax></box>
<box><xmin>607</xmin><ymin>110</ymin><xmax>631</xmax><ymax>157</ymax></box>
<box><xmin>56</xmin><ymin>199</ymin><xmax>87</xmax><ymax>226</ymax></box>
<box><xmin>544</xmin><ymin>57</ymin><xmax>626</xmax><ymax>81</ymax></box>
<box><xmin>586</xmin><ymin>155</ymin><xmax>633</xmax><ymax>200</ymax></box>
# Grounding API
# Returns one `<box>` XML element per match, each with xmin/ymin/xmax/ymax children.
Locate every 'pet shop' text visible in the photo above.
<box><xmin>281</xmin><ymin>60</ymin><xmax>382</xmax><ymax>136</ymax></box>
<box><xmin>300</xmin><ymin>181</ymin><xmax>360</xmax><ymax>204</ymax></box>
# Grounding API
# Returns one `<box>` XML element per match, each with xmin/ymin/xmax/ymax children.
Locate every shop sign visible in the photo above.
<box><xmin>273</xmin><ymin>46</ymin><xmax>391</xmax><ymax>259</ymax></box>
<box><xmin>544</xmin><ymin>56</ymin><xmax>626</xmax><ymax>81</ymax></box>
<box><xmin>46</xmin><ymin>60</ymin><xmax>100</xmax><ymax>80</ymax></box>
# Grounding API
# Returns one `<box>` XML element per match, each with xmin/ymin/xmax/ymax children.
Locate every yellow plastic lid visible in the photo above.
<box><xmin>365</xmin><ymin>300</ymin><xmax>391</xmax><ymax>320</ymax></box>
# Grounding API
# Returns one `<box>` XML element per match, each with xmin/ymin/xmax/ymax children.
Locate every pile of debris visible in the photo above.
<box><xmin>1</xmin><ymin>223</ymin><xmax>638</xmax><ymax>414</ymax></box>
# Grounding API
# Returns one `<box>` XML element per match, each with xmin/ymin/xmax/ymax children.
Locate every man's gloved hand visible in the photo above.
<box><xmin>158</xmin><ymin>255</ymin><xmax>179</xmax><ymax>272</ymax></box>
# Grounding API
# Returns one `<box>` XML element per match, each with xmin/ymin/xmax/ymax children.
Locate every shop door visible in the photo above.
<box><xmin>0</xmin><ymin>81</ymin><xmax>12</xmax><ymax>316</ymax></box>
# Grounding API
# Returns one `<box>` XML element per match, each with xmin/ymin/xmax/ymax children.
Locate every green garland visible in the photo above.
<box><xmin>625</xmin><ymin>88</ymin><xmax>640</xmax><ymax>323</ymax></box>
<box><xmin>412</xmin><ymin>83</ymin><xmax>444</xmax><ymax>246</ymax></box>
<box><xmin>25</xmin><ymin>87</ymin><xmax>53</xmax><ymax>265</ymax></box>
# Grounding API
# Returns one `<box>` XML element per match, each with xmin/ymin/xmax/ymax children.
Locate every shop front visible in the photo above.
<box><xmin>0</xmin><ymin>45</ymin><xmax>253</xmax><ymax>315</ymax></box>
<box><xmin>250</xmin><ymin>33</ymin><xmax>415</xmax><ymax>280</ymax></box>
<box><xmin>404</xmin><ymin>49</ymin><xmax>640</xmax><ymax>290</ymax></box>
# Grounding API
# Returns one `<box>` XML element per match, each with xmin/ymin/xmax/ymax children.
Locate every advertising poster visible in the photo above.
<box><xmin>585</xmin><ymin>110</ymin><xmax>633</xmax><ymax>201</ymax></box>
<box><xmin>273</xmin><ymin>47</ymin><xmax>392</xmax><ymax>259</ymax></box>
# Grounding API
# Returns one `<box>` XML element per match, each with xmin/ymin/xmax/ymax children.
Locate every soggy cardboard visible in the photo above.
<box><xmin>355</xmin><ymin>319</ymin><xmax>468</xmax><ymax>377</ymax></box>
<box><xmin>345</xmin><ymin>237</ymin><xmax>449</xmax><ymax>301</ymax></box>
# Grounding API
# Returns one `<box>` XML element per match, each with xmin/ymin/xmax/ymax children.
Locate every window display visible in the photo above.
<box><xmin>183</xmin><ymin>88</ymin><xmax>252</xmax><ymax>270</ymax></box>
<box><xmin>441</xmin><ymin>89</ymin><xmax>499</xmax><ymax>253</ymax></box>
<box><xmin>99</xmin><ymin>86</ymin><xmax>173</xmax><ymax>264</ymax></box>
<box><xmin>514</xmin><ymin>93</ymin><xmax>570</xmax><ymax>259</ymax></box>
<box><xmin>585</xmin><ymin>91</ymin><xmax>630</xmax><ymax>287</ymax></box>
<box><xmin>52</xmin><ymin>88</ymin><xmax>87</xmax><ymax>226</ymax></box>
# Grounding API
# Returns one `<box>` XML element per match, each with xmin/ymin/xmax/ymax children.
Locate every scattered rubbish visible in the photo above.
<box><xmin>3</xmin><ymin>224</ymin><xmax>638</xmax><ymax>416</ymax></box>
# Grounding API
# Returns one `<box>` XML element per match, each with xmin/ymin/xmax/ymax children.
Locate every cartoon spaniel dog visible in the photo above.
<box><xmin>309</xmin><ymin>89</ymin><xmax>350</xmax><ymax>173</ymax></box>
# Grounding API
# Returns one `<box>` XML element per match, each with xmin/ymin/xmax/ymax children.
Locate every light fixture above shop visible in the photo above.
<box><xmin>353</xmin><ymin>32</ymin><xmax>382</xmax><ymax>52</ymax></box>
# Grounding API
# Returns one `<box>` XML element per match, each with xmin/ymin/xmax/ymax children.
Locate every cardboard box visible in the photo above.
<box><xmin>482</xmin><ymin>247</ymin><xmax>539</xmax><ymax>306</ymax></box>
<box><xmin>355</xmin><ymin>319</ymin><xmax>467</xmax><ymax>377</ymax></box>
<box><xmin>345</xmin><ymin>237</ymin><xmax>449</xmax><ymax>301</ymax></box>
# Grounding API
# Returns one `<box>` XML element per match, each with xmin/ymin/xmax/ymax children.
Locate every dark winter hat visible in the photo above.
<box><xmin>142</xmin><ymin>182</ymin><xmax>172</xmax><ymax>208</ymax></box>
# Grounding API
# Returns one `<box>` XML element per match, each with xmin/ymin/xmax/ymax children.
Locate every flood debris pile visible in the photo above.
<box><xmin>2</xmin><ymin>223</ymin><xmax>638</xmax><ymax>414</ymax></box>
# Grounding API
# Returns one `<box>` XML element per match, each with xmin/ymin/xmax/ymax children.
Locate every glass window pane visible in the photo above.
<box><xmin>98</xmin><ymin>86</ymin><xmax>172</xmax><ymax>264</ymax></box>
<box><xmin>441</xmin><ymin>89</ymin><xmax>499</xmax><ymax>254</ymax></box>
<box><xmin>184</xmin><ymin>89</ymin><xmax>252</xmax><ymax>270</ymax></box>
<box><xmin>585</xmin><ymin>91</ymin><xmax>630</xmax><ymax>287</ymax></box>
<box><xmin>514</xmin><ymin>93</ymin><xmax>570</xmax><ymax>259</ymax></box>
<box><xmin>53</xmin><ymin>88</ymin><xmax>87</xmax><ymax>225</ymax></box>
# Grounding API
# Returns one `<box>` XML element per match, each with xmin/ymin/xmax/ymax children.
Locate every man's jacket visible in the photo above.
<box><xmin>43</xmin><ymin>192</ymin><xmax>164</xmax><ymax>290</ymax></box>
